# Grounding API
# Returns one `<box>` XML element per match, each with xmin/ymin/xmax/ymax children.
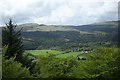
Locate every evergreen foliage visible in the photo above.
<box><xmin>2</xmin><ymin>19</ymin><xmax>24</xmax><ymax>60</ymax></box>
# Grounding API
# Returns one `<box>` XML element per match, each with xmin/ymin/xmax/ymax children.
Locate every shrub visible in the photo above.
<box><xmin>33</xmin><ymin>55</ymin><xmax>78</xmax><ymax>78</ymax></box>
<box><xmin>72</xmin><ymin>47</ymin><xmax>120</xmax><ymax>79</ymax></box>
<box><xmin>2</xmin><ymin>45</ymin><xmax>30</xmax><ymax>78</ymax></box>
<box><xmin>2</xmin><ymin>57</ymin><xmax>30</xmax><ymax>78</ymax></box>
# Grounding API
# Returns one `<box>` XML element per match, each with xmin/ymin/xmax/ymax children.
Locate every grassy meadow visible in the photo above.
<box><xmin>25</xmin><ymin>49</ymin><xmax>85</xmax><ymax>58</ymax></box>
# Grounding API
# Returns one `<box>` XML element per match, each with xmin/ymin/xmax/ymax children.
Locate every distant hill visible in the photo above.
<box><xmin>73</xmin><ymin>21</ymin><xmax>118</xmax><ymax>34</ymax></box>
<box><xmin>17</xmin><ymin>23</ymin><xmax>78</xmax><ymax>32</ymax></box>
<box><xmin>15</xmin><ymin>21</ymin><xmax>118</xmax><ymax>34</ymax></box>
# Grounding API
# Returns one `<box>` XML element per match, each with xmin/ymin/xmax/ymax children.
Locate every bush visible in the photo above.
<box><xmin>2</xmin><ymin>45</ymin><xmax>31</xmax><ymax>78</ymax></box>
<box><xmin>72</xmin><ymin>46</ymin><xmax>120</xmax><ymax>79</ymax></box>
<box><xmin>32</xmin><ymin>55</ymin><xmax>78</xmax><ymax>78</ymax></box>
<box><xmin>2</xmin><ymin>56</ymin><xmax>31</xmax><ymax>78</ymax></box>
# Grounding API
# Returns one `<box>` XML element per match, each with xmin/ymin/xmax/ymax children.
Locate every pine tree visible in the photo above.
<box><xmin>2</xmin><ymin>19</ymin><xmax>24</xmax><ymax>61</ymax></box>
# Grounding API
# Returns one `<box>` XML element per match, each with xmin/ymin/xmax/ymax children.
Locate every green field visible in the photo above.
<box><xmin>25</xmin><ymin>49</ymin><xmax>61</xmax><ymax>56</ymax></box>
<box><xmin>25</xmin><ymin>50</ymin><xmax>84</xmax><ymax>58</ymax></box>
<box><xmin>56</xmin><ymin>52</ymin><xmax>83</xmax><ymax>58</ymax></box>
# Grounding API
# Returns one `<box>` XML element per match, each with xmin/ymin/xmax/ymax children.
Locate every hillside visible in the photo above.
<box><xmin>14</xmin><ymin>21</ymin><xmax>118</xmax><ymax>50</ymax></box>
<box><xmin>18</xmin><ymin>23</ymin><xmax>78</xmax><ymax>32</ymax></box>
<box><xmin>17</xmin><ymin>21</ymin><xmax>118</xmax><ymax>33</ymax></box>
<box><xmin>74</xmin><ymin>21</ymin><xmax>118</xmax><ymax>33</ymax></box>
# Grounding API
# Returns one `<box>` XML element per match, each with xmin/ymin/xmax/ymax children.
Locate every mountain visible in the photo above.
<box><xmin>16</xmin><ymin>21</ymin><xmax>118</xmax><ymax>34</ymax></box>
<box><xmin>73</xmin><ymin>21</ymin><xmax>118</xmax><ymax>33</ymax></box>
<box><xmin>19</xmin><ymin>23</ymin><xmax>39</xmax><ymax>27</ymax></box>
<box><xmin>17</xmin><ymin>23</ymin><xmax>77</xmax><ymax>32</ymax></box>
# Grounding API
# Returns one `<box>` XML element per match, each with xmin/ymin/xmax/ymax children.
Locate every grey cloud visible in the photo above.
<box><xmin>1</xmin><ymin>0</ymin><xmax>118</xmax><ymax>25</ymax></box>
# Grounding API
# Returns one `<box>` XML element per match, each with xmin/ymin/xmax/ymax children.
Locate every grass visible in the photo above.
<box><xmin>25</xmin><ymin>49</ymin><xmax>85</xmax><ymax>58</ymax></box>
<box><xmin>56</xmin><ymin>52</ymin><xmax>83</xmax><ymax>58</ymax></box>
<box><xmin>25</xmin><ymin>49</ymin><xmax>61</xmax><ymax>56</ymax></box>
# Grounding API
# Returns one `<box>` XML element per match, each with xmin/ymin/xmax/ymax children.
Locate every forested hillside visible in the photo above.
<box><xmin>18</xmin><ymin>21</ymin><xmax>118</xmax><ymax>50</ymax></box>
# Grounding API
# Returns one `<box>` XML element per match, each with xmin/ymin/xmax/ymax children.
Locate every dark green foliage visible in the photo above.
<box><xmin>31</xmin><ymin>55</ymin><xmax>78</xmax><ymax>78</ymax></box>
<box><xmin>22</xmin><ymin>31</ymin><xmax>114</xmax><ymax>51</ymax></box>
<box><xmin>2</xmin><ymin>45</ymin><xmax>120</xmax><ymax>79</ymax></box>
<box><xmin>2</xmin><ymin>56</ymin><xmax>31</xmax><ymax>78</ymax></box>
<box><xmin>2</xmin><ymin>45</ymin><xmax>30</xmax><ymax>78</ymax></box>
<box><xmin>19</xmin><ymin>53</ymin><xmax>36</xmax><ymax>75</ymax></box>
<box><xmin>72</xmin><ymin>47</ymin><xmax>120</xmax><ymax>79</ymax></box>
<box><xmin>2</xmin><ymin>19</ymin><xmax>24</xmax><ymax>60</ymax></box>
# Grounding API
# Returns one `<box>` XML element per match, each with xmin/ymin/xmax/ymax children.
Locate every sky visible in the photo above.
<box><xmin>0</xmin><ymin>0</ymin><xmax>119</xmax><ymax>26</ymax></box>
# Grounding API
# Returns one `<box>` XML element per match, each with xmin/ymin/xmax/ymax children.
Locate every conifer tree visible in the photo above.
<box><xmin>2</xmin><ymin>19</ymin><xmax>24</xmax><ymax>60</ymax></box>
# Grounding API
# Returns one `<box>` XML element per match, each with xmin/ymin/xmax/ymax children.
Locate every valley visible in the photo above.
<box><xmin>2</xmin><ymin>20</ymin><xmax>120</xmax><ymax>79</ymax></box>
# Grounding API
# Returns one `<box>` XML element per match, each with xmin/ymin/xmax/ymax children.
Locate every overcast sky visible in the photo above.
<box><xmin>0</xmin><ymin>0</ymin><xmax>119</xmax><ymax>25</ymax></box>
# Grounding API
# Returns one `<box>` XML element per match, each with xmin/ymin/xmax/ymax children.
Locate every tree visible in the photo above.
<box><xmin>2</xmin><ymin>19</ymin><xmax>24</xmax><ymax>61</ymax></box>
<box><xmin>2</xmin><ymin>45</ymin><xmax>30</xmax><ymax>78</ymax></box>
